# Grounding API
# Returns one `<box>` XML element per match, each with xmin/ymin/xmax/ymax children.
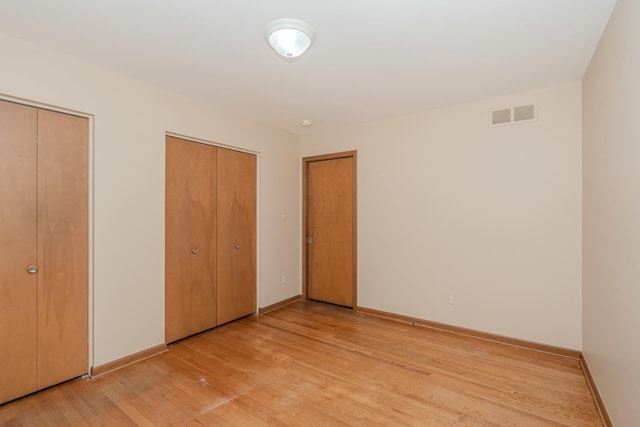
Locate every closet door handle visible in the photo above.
<box><xmin>234</xmin><ymin>243</ymin><xmax>241</xmax><ymax>250</ymax></box>
<box><xmin>27</xmin><ymin>264</ymin><xmax>39</xmax><ymax>274</ymax></box>
<box><xmin>191</xmin><ymin>248</ymin><xmax>199</xmax><ymax>255</ymax></box>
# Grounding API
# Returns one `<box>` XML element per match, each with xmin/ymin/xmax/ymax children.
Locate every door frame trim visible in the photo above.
<box><xmin>302</xmin><ymin>150</ymin><xmax>357</xmax><ymax>307</ymax></box>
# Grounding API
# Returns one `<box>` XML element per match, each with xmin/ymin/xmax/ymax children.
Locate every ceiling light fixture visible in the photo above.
<box><xmin>264</xmin><ymin>19</ymin><xmax>315</xmax><ymax>60</ymax></box>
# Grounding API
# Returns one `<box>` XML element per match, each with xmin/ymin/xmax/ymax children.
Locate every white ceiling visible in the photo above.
<box><xmin>0</xmin><ymin>0</ymin><xmax>616</xmax><ymax>134</ymax></box>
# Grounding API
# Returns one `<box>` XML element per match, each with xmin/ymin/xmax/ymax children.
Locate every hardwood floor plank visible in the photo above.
<box><xmin>0</xmin><ymin>301</ymin><xmax>602</xmax><ymax>426</ymax></box>
<box><xmin>255</xmin><ymin>308</ymin><xmax>597</xmax><ymax>425</ymax></box>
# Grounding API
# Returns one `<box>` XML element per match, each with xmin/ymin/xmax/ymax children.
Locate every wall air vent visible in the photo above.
<box><xmin>490</xmin><ymin>103</ymin><xmax>537</xmax><ymax>127</ymax></box>
<box><xmin>514</xmin><ymin>104</ymin><xmax>535</xmax><ymax>122</ymax></box>
<box><xmin>491</xmin><ymin>109</ymin><xmax>511</xmax><ymax>125</ymax></box>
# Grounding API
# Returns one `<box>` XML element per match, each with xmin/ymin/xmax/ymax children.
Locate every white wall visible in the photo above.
<box><xmin>0</xmin><ymin>33</ymin><xmax>301</xmax><ymax>366</ymax></box>
<box><xmin>301</xmin><ymin>83</ymin><xmax>583</xmax><ymax>349</ymax></box>
<box><xmin>583</xmin><ymin>0</ymin><xmax>640</xmax><ymax>424</ymax></box>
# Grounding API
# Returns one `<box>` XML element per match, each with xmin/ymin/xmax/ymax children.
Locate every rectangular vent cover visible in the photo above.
<box><xmin>492</xmin><ymin>109</ymin><xmax>511</xmax><ymax>125</ymax></box>
<box><xmin>514</xmin><ymin>104</ymin><xmax>535</xmax><ymax>121</ymax></box>
<box><xmin>490</xmin><ymin>103</ymin><xmax>537</xmax><ymax>127</ymax></box>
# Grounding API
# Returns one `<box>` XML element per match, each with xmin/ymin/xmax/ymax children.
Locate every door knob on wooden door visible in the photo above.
<box><xmin>191</xmin><ymin>248</ymin><xmax>199</xmax><ymax>254</ymax></box>
<box><xmin>234</xmin><ymin>243</ymin><xmax>241</xmax><ymax>250</ymax></box>
<box><xmin>26</xmin><ymin>265</ymin><xmax>38</xmax><ymax>274</ymax></box>
<box><xmin>307</xmin><ymin>237</ymin><xmax>313</xmax><ymax>244</ymax></box>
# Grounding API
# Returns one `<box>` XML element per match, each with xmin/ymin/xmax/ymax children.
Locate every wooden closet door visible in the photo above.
<box><xmin>216</xmin><ymin>148</ymin><xmax>256</xmax><ymax>325</ymax></box>
<box><xmin>0</xmin><ymin>102</ymin><xmax>88</xmax><ymax>403</ymax></box>
<box><xmin>36</xmin><ymin>109</ymin><xmax>89</xmax><ymax>389</ymax></box>
<box><xmin>165</xmin><ymin>137</ymin><xmax>217</xmax><ymax>343</ymax></box>
<box><xmin>0</xmin><ymin>100</ymin><xmax>38</xmax><ymax>403</ymax></box>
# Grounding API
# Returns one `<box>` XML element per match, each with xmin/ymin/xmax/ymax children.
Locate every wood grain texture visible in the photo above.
<box><xmin>258</xmin><ymin>295</ymin><xmax>301</xmax><ymax>315</ymax></box>
<box><xmin>36</xmin><ymin>109</ymin><xmax>89</xmax><ymax>390</ymax></box>
<box><xmin>580</xmin><ymin>353</ymin><xmax>613</xmax><ymax>426</ymax></box>
<box><xmin>90</xmin><ymin>344</ymin><xmax>168</xmax><ymax>378</ymax></box>
<box><xmin>0</xmin><ymin>100</ymin><xmax>38</xmax><ymax>404</ymax></box>
<box><xmin>357</xmin><ymin>306</ymin><xmax>582</xmax><ymax>359</ymax></box>
<box><xmin>216</xmin><ymin>147</ymin><xmax>256</xmax><ymax>325</ymax></box>
<box><xmin>0</xmin><ymin>301</ymin><xmax>603</xmax><ymax>426</ymax></box>
<box><xmin>165</xmin><ymin>137</ymin><xmax>218</xmax><ymax>343</ymax></box>
<box><xmin>306</xmin><ymin>154</ymin><xmax>356</xmax><ymax>307</ymax></box>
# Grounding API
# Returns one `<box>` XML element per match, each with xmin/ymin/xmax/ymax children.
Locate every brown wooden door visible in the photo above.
<box><xmin>36</xmin><ymin>109</ymin><xmax>89</xmax><ymax>389</ymax></box>
<box><xmin>165</xmin><ymin>137</ymin><xmax>217</xmax><ymax>343</ymax></box>
<box><xmin>216</xmin><ymin>148</ymin><xmax>256</xmax><ymax>325</ymax></box>
<box><xmin>304</xmin><ymin>152</ymin><xmax>357</xmax><ymax>308</ymax></box>
<box><xmin>0</xmin><ymin>100</ymin><xmax>88</xmax><ymax>404</ymax></box>
<box><xmin>0</xmin><ymin>101</ymin><xmax>38</xmax><ymax>403</ymax></box>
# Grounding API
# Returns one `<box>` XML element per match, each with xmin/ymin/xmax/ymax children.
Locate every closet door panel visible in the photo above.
<box><xmin>36</xmin><ymin>109</ymin><xmax>88</xmax><ymax>388</ymax></box>
<box><xmin>165</xmin><ymin>137</ymin><xmax>217</xmax><ymax>343</ymax></box>
<box><xmin>0</xmin><ymin>100</ymin><xmax>38</xmax><ymax>403</ymax></box>
<box><xmin>216</xmin><ymin>148</ymin><xmax>256</xmax><ymax>325</ymax></box>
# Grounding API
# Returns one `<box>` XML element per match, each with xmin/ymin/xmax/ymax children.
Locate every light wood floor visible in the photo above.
<box><xmin>0</xmin><ymin>301</ymin><xmax>602</xmax><ymax>426</ymax></box>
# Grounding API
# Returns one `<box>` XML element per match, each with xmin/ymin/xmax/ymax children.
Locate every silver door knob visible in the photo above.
<box><xmin>307</xmin><ymin>237</ymin><xmax>313</xmax><ymax>244</ymax></box>
<box><xmin>234</xmin><ymin>243</ymin><xmax>241</xmax><ymax>250</ymax></box>
<box><xmin>27</xmin><ymin>265</ymin><xmax>38</xmax><ymax>274</ymax></box>
<box><xmin>191</xmin><ymin>248</ymin><xmax>199</xmax><ymax>254</ymax></box>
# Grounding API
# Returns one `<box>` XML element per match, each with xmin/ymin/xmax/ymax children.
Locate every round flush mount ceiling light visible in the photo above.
<box><xmin>265</xmin><ymin>19</ymin><xmax>315</xmax><ymax>60</ymax></box>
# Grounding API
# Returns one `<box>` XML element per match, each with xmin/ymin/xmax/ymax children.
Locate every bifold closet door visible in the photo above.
<box><xmin>165</xmin><ymin>137</ymin><xmax>217</xmax><ymax>343</ymax></box>
<box><xmin>36</xmin><ymin>109</ymin><xmax>89</xmax><ymax>389</ymax></box>
<box><xmin>0</xmin><ymin>101</ymin><xmax>38</xmax><ymax>403</ymax></box>
<box><xmin>216</xmin><ymin>148</ymin><xmax>256</xmax><ymax>325</ymax></box>
<box><xmin>0</xmin><ymin>100</ymin><xmax>88</xmax><ymax>404</ymax></box>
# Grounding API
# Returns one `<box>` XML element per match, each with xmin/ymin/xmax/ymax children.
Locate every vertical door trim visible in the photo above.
<box><xmin>302</xmin><ymin>150</ymin><xmax>357</xmax><ymax>307</ymax></box>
